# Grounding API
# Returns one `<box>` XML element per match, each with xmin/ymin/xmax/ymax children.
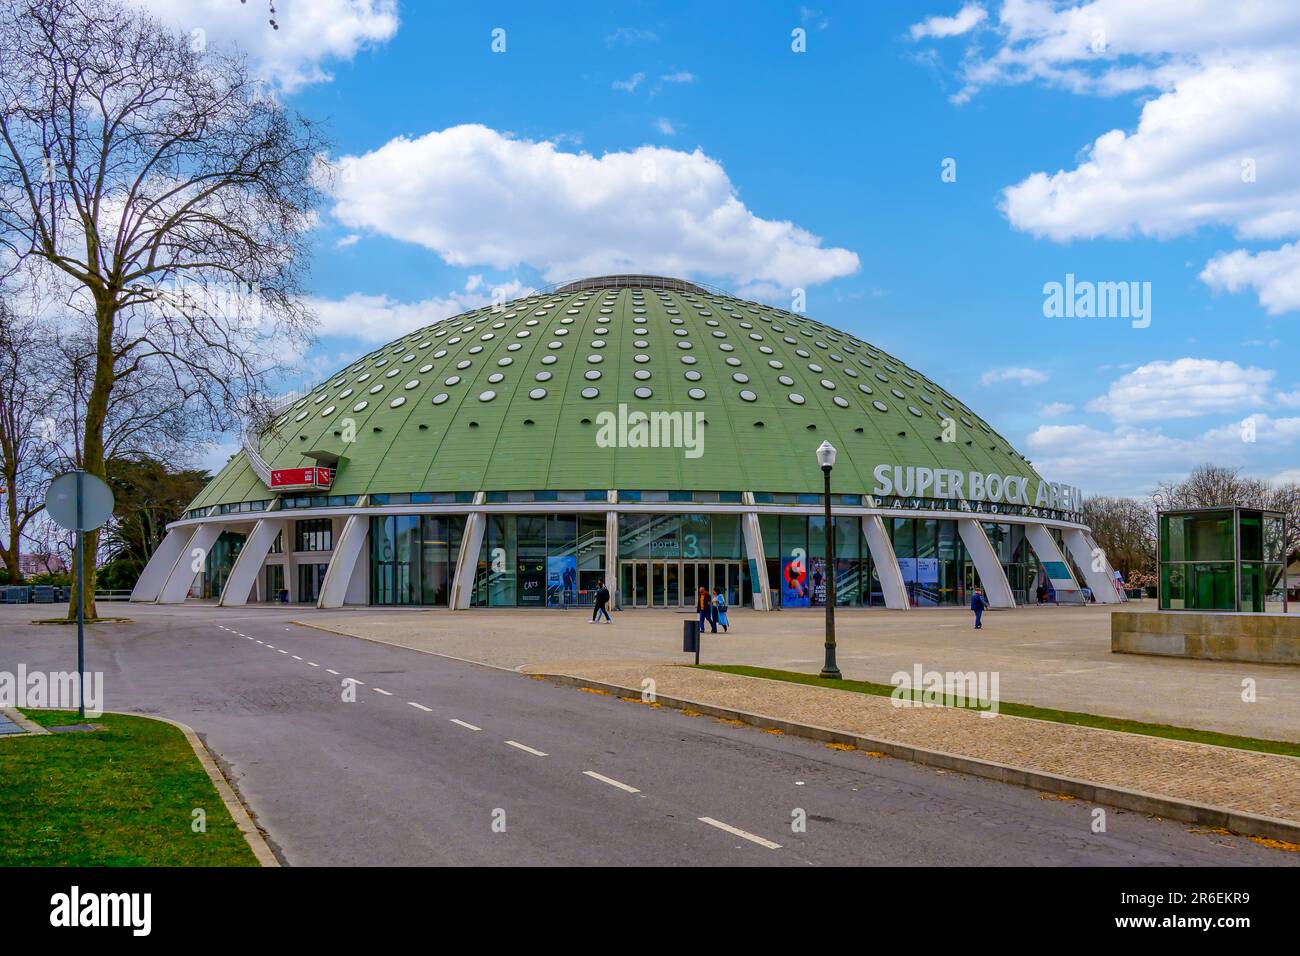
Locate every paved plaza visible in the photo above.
<box><xmin>298</xmin><ymin>602</ymin><xmax>1300</xmax><ymax>742</ymax></box>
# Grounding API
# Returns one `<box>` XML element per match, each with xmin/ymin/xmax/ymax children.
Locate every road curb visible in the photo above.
<box><xmin>540</xmin><ymin>673</ymin><xmax>1300</xmax><ymax>845</ymax></box>
<box><xmin>133</xmin><ymin>712</ymin><xmax>281</xmax><ymax>867</ymax></box>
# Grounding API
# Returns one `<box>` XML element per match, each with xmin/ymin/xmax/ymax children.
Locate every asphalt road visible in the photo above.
<box><xmin>3</xmin><ymin>605</ymin><xmax>1294</xmax><ymax>866</ymax></box>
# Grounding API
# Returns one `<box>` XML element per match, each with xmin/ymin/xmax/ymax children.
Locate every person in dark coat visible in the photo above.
<box><xmin>970</xmin><ymin>587</ymin><xmax>989</xmax><ymax>629</ymax></box>
<box><xmin>697</xmin><ymin>586</ymin><xmax>716</xmax><ymax>633</ymax></box>
<box><xmin>591</xmin><ymin>580</ymin><xmax>612</xmax><ymax>623</ymax></box>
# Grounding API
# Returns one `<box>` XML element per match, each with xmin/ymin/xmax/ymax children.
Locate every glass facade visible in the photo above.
<box><xmin>981</xmin><ymin>522</ymin><xmax>1036</xmax><ymax>605</ymax></box>
<box><xmin>201</xmin><ymin>531</ymin><xmax>245</xmax><ymax>599</ymax></box>
<box><xmin>472</xmin><ymin>513</ymin><xmax>605</xmax><ymax>607</ymax></box>
<box><xmin>761</xmin><ymin>514</ymin><xmax>878</xmax><ymax>608</ymax></box>
<box><xmin>891</xmin><ymin>517</ymin><xmax>971</xmax><ymax>607</ymax></box>
<box><xmin>616</xmin><ymin>512</ymin><xmax>751</xmax><ymax>608</ymax></box>
<box><xmin>370</xmin><ymin>515</ymin><xmax>465</xmax><ymax>606</ymax></box>
<box><xmin>295</xmin><ymin>518</ymin><xmax>333</xmax><ymax>552</ymax></box>
<box><xmin>342</xmin><ymin>505</ymin><xmax>1106</xmax><ymax>612</ymax></box>
<box><xmin>1159</xmin><ymin>508</ymin><xmax>1288</xmax><ymax>612</ymax></box>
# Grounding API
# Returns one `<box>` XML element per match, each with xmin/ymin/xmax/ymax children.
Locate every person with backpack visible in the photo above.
<box><xmin>970</xmin><ymin>586</ymin><xmax>989</xmax><ymax>629</ymax></box>
<box><xmin>712</xmin><ymin>587</ymin><xmax>729</xmax><ymax>632</ymax></box>
<box><xmin>591</xmin><ymin>580</ymin><xmax>612</xmax><ymax>623</ymax></box>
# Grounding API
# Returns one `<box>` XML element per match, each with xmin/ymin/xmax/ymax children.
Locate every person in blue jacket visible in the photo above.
<box><xmin>970</xmin><ymin>587</ymin><xmax>989</xmax><ymax>629</ymax></box>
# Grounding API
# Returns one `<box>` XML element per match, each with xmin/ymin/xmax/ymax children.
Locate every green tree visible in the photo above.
<box><xmin>100</xmin><ymin>456</ymin><xmax>208</xmax><ymax>589</ymax></box>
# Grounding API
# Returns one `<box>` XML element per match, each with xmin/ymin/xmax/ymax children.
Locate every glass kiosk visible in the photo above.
<box><xmin>1158</xmin><ymin>507</ymin><xmax>1288</xmax><ymax>613</ymax></box>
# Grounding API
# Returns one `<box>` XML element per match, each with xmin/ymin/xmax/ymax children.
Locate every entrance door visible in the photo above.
<box><xmin>264</xmin><ymin>564</ymin><xmax>284</xmax><ymax>603</ymax></box>
<box><xmin>298</xmin><ymin>562</ymin><xmax>328</xmax><ymax>603</ymax></box>
<box><xmin>620</xmin><ymin>561</ymin><xmax>648</xmax><ymax>607</ymax></box>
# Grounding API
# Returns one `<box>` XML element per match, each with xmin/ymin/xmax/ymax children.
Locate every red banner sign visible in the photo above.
<box><xmin>270</xmin><ymin>467</ymin><xmax>333</xmax><ymax>490</ymax></box>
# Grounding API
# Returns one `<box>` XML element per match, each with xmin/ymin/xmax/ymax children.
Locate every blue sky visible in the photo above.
<box><xmin>164</xmin><ymin>0</ymin><xmax>1300</xmax><ymax>496</ymax></box>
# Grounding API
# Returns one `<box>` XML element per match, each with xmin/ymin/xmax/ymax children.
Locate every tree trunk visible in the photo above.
<box><xmin>65</xmin><ymin>297</ymin><xmax>116</xmax><ymax>621</ymax></box>
<box><xmin>2</xmin><ymin>491</ymin><xmax>20</xmax><ymax>585</ymax></box>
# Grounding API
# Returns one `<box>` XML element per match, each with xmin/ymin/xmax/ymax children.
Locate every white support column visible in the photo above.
<box><xmin>130</xmin><ymin>525</ymin><xmax>195</xmax><ymax>602</ymax></box>
<box><xmin>1062</xmin><ymin>527</ymin><xmax>1123</xmax><ymax>604</ymax></box>
<box><xmin>863</xmin><ymin>515</ymin><xmax>910</xmax><ymax>610</ymax></box>
<box><xmin>957</xmin><ymin>517</ymin><xmax>1016</xmax><ymax>608</ymax></box>
<box><xmin>740</xmin><ymin>493</ymin><xmax>772</xmax><ymax>610</ymax></box>
<box><xmin>449</xmin><ymin>492</ymin><xmax>487</xmax><ymax>610</ymax></box>
<box><xmin>604</xmin><ymin>494</ymin><xmax>619</xmax><ymax>608</ymax></box>
<box><xmin>1023</xmin><ymin>523</ymin><xmax>1081</xmax><ymax>600</ymax></box>
<box><xmin>318</xmin><ymin>514</ymin><xmax>368</xmax><ymax>609</ymax></box>
<box><xmin>1085</xmin><ymin>532</ymin><xmax>1127</xmax><ymax>602</ymax></box>
<box><xmin>220</xmin><ymin>518</ymin><xmax>286</xmax><ymax>606</ymax></box>
<box><xmin>157</xmin><ymin>522</ymin><xmax>223</xmax><ymax>603</ymax></box>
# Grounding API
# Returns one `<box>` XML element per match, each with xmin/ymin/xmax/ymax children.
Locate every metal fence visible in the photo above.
<box><xmin>2</xmin><ymin>586</ymin><xmax>132</xmax><ymax>604</ymax></box>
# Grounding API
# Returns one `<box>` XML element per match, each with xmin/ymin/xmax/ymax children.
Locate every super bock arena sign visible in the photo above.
<box><xmin>871</xmin><ymin>464</ymin><xmax>1084</xmax><ymax>515</ymax></box>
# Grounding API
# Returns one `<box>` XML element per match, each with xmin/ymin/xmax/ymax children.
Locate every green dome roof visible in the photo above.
<box><xmin>188</xmin><ymin>277</ymin><xmax>1041</xmax><ymax>510</ymax></box>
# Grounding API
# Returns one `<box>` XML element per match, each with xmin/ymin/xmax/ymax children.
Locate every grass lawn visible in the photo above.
<box><xmin>0</xmin><ymin>710</ymin><xmax>259</xmax><ymax>866</ymax></box>
<box><xmin>696</xmin><ymin>664</ymin><xmax>1300</xmax><ymax>759</ymax></box>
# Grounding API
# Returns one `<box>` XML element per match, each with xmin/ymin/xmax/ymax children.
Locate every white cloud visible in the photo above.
<box><xmin>1000</xmin><ymin>60</ymin><xmax>1300</xmax><ymax>243</ymax></box>
<box><xmin>613</xmin><ymin>72</ymin><xmax>646</xmax><ymax>92</ymax></box>
<box><xmin>1026</xmin><ymin>415</ymin><xmax>1300</xmax><ymax>494</ymax></box>
<box><xmin>329</xmin><ymin>124</ymin><xmax>860</xmax><ymax>288</ymax></box>
<box><xmin>1277</xmin><ymin>389</ymin><xmax>1300</xmax><ymax>407</ymax></box>
<box><xmin>915</xmin><ymin>1</ymin><xmax>1300</xmax><ymax>313</ymax></box>
<box><xmin>308</xmin><ymin>276</ymin><xmax>529</xmax><ymax>344</ymax></box>
<box><xmin>1085</xmin><ymin>358</ymin><xmax>1273</xmax><ymax>421</ymax></box>
<box><xmin>335</xmin><ymin>234</ymin><xmax>360</xmax><ymax>248</ymax></box>
<box><xmin>138</xmin><ymin>0</ymin><xmax>398</xmax><ymax>91</ymax></box>
<box><xmin>979</xmin><ymin>366</ymin><xmax>1048</xmax><ymax>386</ymax></box>
<box><xmin>1201</xmin><ymin>241</ymin><xmax>1300</xmax><ymax>315</ymax></box>
<box><xmin>661</xmin><ymin>71</ymin><xmax>694</xmax><ymax>84</ymax></box>
<box><xmin>1039</xmin><ymin>401</ymin><xmax>1074</xmax><ymax>417</ymax></box>
<box><xmin>910</xmin><ymin>3</ymin><xmax>987</xmax><ymax>41</ymax></box>
<box><xmin>654</xmin><ymin>118</ymin><xmax>677</xmax><ymax>135</ymax></box>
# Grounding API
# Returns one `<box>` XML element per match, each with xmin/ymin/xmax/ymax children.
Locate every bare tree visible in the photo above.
<box><xmin>0</xmin><ymin>0</ymin><xmax>326</xmax><ymax>616</ymax></box>
<box><xmin>0</xmin><ymin>300</ymin><xmax>54</xmax><ymax>581</ymax></box>
<box><xmin>1082</xmin><ymin>495</ymin><xmax>1156</xmax><ymax>581</ymax></box>
<box><xmin>1155</xmin><ymin>463</ymin><xmax>1300</xmax><ymax>558</ymax></box>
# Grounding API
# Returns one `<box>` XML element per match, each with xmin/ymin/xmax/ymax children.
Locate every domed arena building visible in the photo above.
<box><xmin>131</xmin><ymin>276</ymin><xmax>1123</xmax><ymax>612</ymax></box>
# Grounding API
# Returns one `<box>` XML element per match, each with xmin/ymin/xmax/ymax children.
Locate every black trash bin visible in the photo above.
<box><xmin>683</xmin><ymin>619</ymin><xmax>700</xmax><ymax>663</ymax></box>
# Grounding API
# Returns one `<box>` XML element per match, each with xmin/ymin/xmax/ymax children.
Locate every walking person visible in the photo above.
<box><xmin>712</xmin><ymin>587</ymin><xmax>729</xmax><ymax>633</ymax></box>
<box><xmin>970</xmin><ymin>586</ymin><xmax>989</xmax><ymax>629</ymax></box>
<box><xmin>696</xmin><ymin>586</ymin><xmax>715</xmax><ymax>633</ymax></box>
<box><xmin>591</xmin><ymin>580</ymin><xmax>612</xmax><ymax>623</ymax></box>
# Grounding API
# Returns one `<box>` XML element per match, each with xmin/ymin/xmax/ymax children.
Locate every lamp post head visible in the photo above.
<box><xmin>815</xmin><ymin>440</ymin><xmax>837</xmax><ymax>471</ymax></box>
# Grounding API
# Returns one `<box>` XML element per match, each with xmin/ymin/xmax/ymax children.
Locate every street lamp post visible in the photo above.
<box><xmin>816</xmin><ymin>441</ymin><xmax>841</xmax><ymax>680</ymax></box>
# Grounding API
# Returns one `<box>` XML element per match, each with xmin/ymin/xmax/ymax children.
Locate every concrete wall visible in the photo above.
<box><xmin>1112</xmin><ymin>610</ymin><xmax>1300</xmax><ymax>665</ymax></box>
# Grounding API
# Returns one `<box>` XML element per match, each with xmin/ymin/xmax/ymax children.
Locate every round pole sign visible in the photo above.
<box><xmin>44</xmin><ymin>471</ymin><xmax>115</xmax><ymax>532</ymax></box>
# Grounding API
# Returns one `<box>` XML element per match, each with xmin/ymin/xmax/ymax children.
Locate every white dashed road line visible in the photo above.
<box><xmin>373</xmin><ymin>687</ymin><xmax>393</xmax><ymax>696</ymax></box>
<box><xmin>504</xmin><ymin>740</ymin><xmax>548</xmax><ymax>757</ymax></box>
<box><xmin>697</xmin><ymin>817</ymin><xmax>782</xmax><ymax>850</ymax></box>
<box><xmin>307</xmin><ymin>662</ymin><xmax>319</xmax><ymax>667</ymax></box>
<box><xmin>292</xmin><ymin>655</ymin><xmax>303</xmax><ymax>660</ymax></box>
<box><xmin>583</xmin><ymin>771</ymin><xmax>640</xmax><ymax>794</ymax></box>
<box><xmin>450</xmin><ymin>719</ymin><xmax>481</xmax><ymax>731</ymax></box>
<box><xmin>326</xmin><ymin>669</ymin><xmax>340</xmax><ymax>675</ymax></box>
<box><xmin>407</xmin><ymin>702</ymin><xmax>432</xmax><ymax>712</ymax></box>
<box><xmin>277</xmin><ymin>649</ymin><xmax>288</xmax><ymax>655</ymax></box>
